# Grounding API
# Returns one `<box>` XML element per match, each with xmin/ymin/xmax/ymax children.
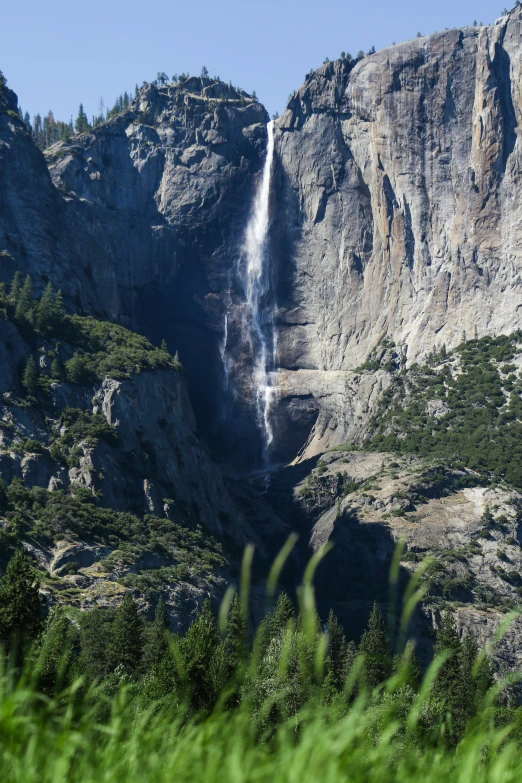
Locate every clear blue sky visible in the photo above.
<box><xmin>1</xmin><ymin>0</ymin><xmax>509</xmax><ymax>123</ymax></box>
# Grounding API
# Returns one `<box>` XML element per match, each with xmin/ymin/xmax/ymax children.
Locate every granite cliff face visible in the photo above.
<box><xmin>269</xmin><ymin>9</ymin><xmax>522</xmax><ymax>457</ymax></box>
<box><xmin>7</xmin><ymin>13</ymin><xmax>522</xmax><ymax>464</ymax></box>
<box><xmin>4</xmin><ymin>10</ymin><xmax>522</xmax><ymax>662</ymax></box>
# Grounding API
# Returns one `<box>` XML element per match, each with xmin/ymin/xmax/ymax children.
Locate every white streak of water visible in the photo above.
<box><xmin>242</xmin><ymin>121</ymin><xmax>276</xmax><ymax>459</ymax></box>
<box><xmin>220</xmin><ymin>312</ymin><xmax>229</xmax><ymax>393</ymax></box>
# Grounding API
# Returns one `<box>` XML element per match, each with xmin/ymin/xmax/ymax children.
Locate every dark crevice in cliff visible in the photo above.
<box><xmin>492</xmin><ymin>41</ymin><xmax>517</xmax><ymax>171</ymax></box>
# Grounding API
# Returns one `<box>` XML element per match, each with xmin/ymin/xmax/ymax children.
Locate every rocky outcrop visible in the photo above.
<box><xmin>24</xmin><ymin>535</ymin><xmax>225</xmax><ymax>632</ymax></box>
<box><xmin>266</xmin><ymin>449</ymin><xmax>522</xmax><ymax>672</ymax></box>
<box><xmin>0</xmin><ymin>308</ymin><xmax>267</xmax><ymax>627</ymax></box>
<box><xmin>0</xmin><ymin>310</ymin><xmax>257</xmax><ymax>547</ymax></box>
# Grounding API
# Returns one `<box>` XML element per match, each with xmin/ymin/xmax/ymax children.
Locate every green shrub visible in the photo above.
<box><xmin>366</xmin><ymin>331</ymin><xmax>522</xmax><ymax>491</ymax></box>
<box><xmin>23</xmin><ymin>439</ymin><xmax>46</xmax><ymax>454</ymax></box>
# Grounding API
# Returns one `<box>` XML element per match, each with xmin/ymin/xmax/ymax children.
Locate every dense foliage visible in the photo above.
<box><xmin>24</xmin><ymin>89</ymin><xmax>139</xmax><ymax>149</ymax></box>
<box><xmin>0</xmin><ymin>273</ymin><xmax>180</xmax><ymax>390</ymax></box>
<box><xmin>366</xmin><ymin>334</ymin><xmax>522</xmax><ymax>489</ymax></box>
<box><xmin>0</xmin><ymin>272</ymin><xmax>201</xmax><ymax>609</ymax></box>
<box><xmin>0</xmin><ymin>481</ymin><xmax>226</xmax><ymax>597</ymax></box>
<box><xmin>0</xmin><ymin>546</ymin><xmax>519</xmax><ymax>782</ymax></box>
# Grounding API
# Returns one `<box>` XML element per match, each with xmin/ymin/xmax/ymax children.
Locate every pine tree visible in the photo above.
<box><xmin>15</xmin><ymin>274</ymin><xmax>33</xmax><ymax>320</ymax></box>
<box><xmin>53</xmin><ymin>289</ymin><xmax>65</xmax><ymax>327</ymax></box>
<box><xmin>66</xmin><ymin>352</ymin><xmax>88</xmax><ymax>384</ymax></box>
<box><xmin>34</xmin><ymin>608</ymin><xmax>80</xmax><ymax>694</ymax></box>
<box><xmin>255</xmin><ymin>592</ymin><xmax>296</xmax><ymax>661</ymax></box>
<box><xmin>79</xmin><ymin>607</ymin><xmax>117</xmax><ymax>681</ymax></box>
<box><xmin>0</xmin><ymin>549</ymin><xmax>43</xmax><ymax>658</ymax></box>
<box><xmin>394</xmin><ymin>640</ymin><xmax>421</xmax><ymax>690</ymax></box>
<box><xmin>434</xmin><ymin>612</ymin><xmax>461</xmax><ymax>670</ymax></box>
<box><xmin>9</xmin><ymin>271</ymin><xmax>22</xmax><ymax>305</ymax></box>
<box><xmin>433</xmin><ymin>612</ymin><xmax>468</xmax><ymax>739</ymax></box>
<box><xmin>270</xmin><ymin>592</ymin><xmax>295</xmax><ymax>636</ymax></box>
<box><xmin>36</xmin><ymin>281</ymin><xmax>54</xmax><ymax>334</ymax></box>
<box><xmin>326</xmin><ymin>609</ymin><xmax>348</xmax><ymax>690</ymax></box>
<box><xmin>359</xmin><ymin>602</ymin><xmax>392</xmax><ymax>689</ymax></box>
<box><xmin>22</xmin><ymin>355</ymin><xmax>38</xmax><ymax>396</ymax></box>
<box><xmin>0</xmin><ymin>479</ymin><xmax>7</xmax><ymax>512</ymax></box>
<box><xmin>142</xmin><ymin>597</ymin><xmax>170</xmax><ymax>671</ymax></box>
<box><xmin>458</xmin><ymin>633</ymin><xmax>493</xmax><ymax>724</ymax></box>
<box><xmin>459</xmin><ymin>633</ymin><xmax>482</xmax><ymax>723</ymax></box>
<box><xmin>50</xmin><ymin>357</ymin><xmax>63</xmax><ymax>380</ymax></box>
<box><xmin>75</xmin><ymin>104</ymin><xmax>90</xmax><ymax>134</ymax></box>
<box><xmin>160</xmin><ymin>338</ymin><xmax>168</xmax><ymax>353</ymax></box>
<box><xmin>225</xmin><ymin>594</ymin><xmax>248</xmax><ymax>674</ymax></box>
<box><xmin>32</xmin><ymin>113</ymin><xmax>42</xmax><ymax>143</ymax></box>
<box><xmin>113</xmin><ymin>593</ymin><xmax>143</xmax><ymax>675</ymax></box>
<box><xmin>180</xmin><ymin>599</ymin><xmax>225</xmax><ymax>710</ymax></box>
<box><xmin>321</xmin><ymin>668</ymin><xmax>340</xmax><ymax>707</ymax></box>
<box><xmin>474</xmin><ymin>650</ymin><xmax>494</xmax><ymax>707</ymax></box>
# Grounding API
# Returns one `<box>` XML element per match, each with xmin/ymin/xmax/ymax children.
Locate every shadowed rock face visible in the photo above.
<box><xmin>1</xmin><ymin>78</ymin><xmax>271</xmax><ymax>467</ymax></box>
<box><xmin>46</xmin><ymin>80</ymin><xmax>270</xmax><ymax>466</ymax></box>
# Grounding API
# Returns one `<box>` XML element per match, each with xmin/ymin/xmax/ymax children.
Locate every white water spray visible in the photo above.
<box><xmin>220</xmin><ymin>312</ymin><xmax>230</xmax><ymax>393</ymax></box>
<box><xmin>241</xmin><ymin>120</ymin><xmax>276</xmax><ymax>458</ymax></box>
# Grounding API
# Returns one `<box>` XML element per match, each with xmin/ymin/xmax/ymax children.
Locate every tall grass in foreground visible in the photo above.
<box><xmin>1</xmin><ymin>540</ymin><xmax>522</xmax><ymax>782</ymax></box>
<box><xmin>2</xmin><ymin>674</ymin><xmax>522</xmax><ymax>783</ymax></box>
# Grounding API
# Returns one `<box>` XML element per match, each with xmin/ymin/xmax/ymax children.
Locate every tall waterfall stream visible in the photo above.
<box><xmin>242</xmin><ymin>120</ymin><xmax>276</xmax><ymax>461</ymax></box>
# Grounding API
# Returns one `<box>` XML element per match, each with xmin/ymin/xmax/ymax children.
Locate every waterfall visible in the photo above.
<box><xmin>241</xmin><ymin>120</ymin><xmax>276</xmax><ymax>461</ymax></box>
<box><xmin>220</xmin><ymin>312</ymin><xmax>230</xmax><ymax>393</ymax></box>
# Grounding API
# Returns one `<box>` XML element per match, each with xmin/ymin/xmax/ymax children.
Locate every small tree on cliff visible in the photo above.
<box><xmin>75</xmin><ymin>104</ymin><xmax>90</xmax><ymax>134</ymax></box>
<box><xmin>22</xmin><ymin>355</ymin><xmax>38</xmax><ymax>396</ymax></box>
<box><xmin>15</xmin><ymin>274</ymin><xmax>34</xmax><ymax>320</ymax></box>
